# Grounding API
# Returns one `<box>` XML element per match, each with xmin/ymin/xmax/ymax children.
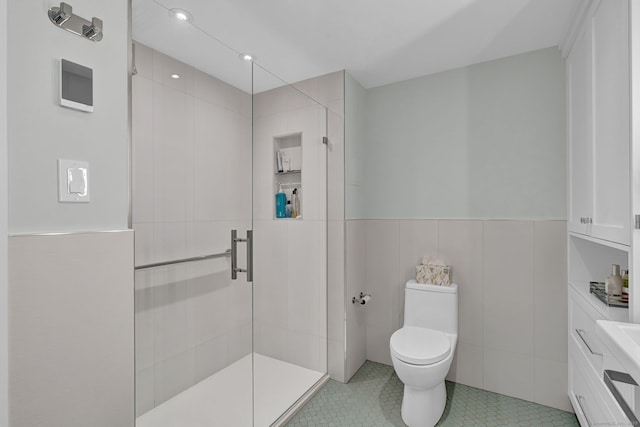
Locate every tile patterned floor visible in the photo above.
<box><xmin>286</xmin><ymin>361</ymin><xmax>579</xmax><ymax>427</ymax></box>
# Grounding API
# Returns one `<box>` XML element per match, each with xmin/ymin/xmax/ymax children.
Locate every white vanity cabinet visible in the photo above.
<box><xmin>567</xmin><ymin>0</ymin><xmax>630</xmax><ymax>246</ymax></box>
<box><xmin>566</xmin><ymin>1</ymin><xmax>638</xmax><ymax>425</ymax></box>
<box><xmin>568</xmin><ymin>280</ymin><xmax>629</xmax><ymax>426</ymax></box>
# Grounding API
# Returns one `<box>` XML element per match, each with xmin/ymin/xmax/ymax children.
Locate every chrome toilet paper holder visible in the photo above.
<box><xmin>352</xmin><ymin>292</ymin><xmax>371</xmax><ymax>305</ymax></box>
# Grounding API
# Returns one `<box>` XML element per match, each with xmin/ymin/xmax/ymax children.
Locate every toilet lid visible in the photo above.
<box><xmin>390</xmin><ymin>327</ymin><xmax>451</xmax><ymax>365</ymax></box>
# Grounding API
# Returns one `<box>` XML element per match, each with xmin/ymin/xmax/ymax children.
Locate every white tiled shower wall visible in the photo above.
<box><xmin>251</xmin><ymin>71</ymin><xmax>345</xmax><ymax>374</ymax></box>
<box><xmin>347</xmin><ymin>219</ymin><xmax>570</xmax><ymax>412</ymax></box>
<box><xmin>132</xmin><ymin>44</ymin><xmax>343</xmax><ymax>414</ymax></box>
<box><xmin>132</xmin><ymin>43</ymin><xmax>253</xmax><ymax>415</ymax></box>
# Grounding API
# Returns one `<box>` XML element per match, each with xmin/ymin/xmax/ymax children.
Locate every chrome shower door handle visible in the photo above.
<box><xmin>231</xmin><ymin>229</ymin><xmax>239</xmax><ymax>280</ymax></box>
<box><xmin>246</xmin><ymin>230</ymin><xmax>253</xmax><ymax>282</ymax></box>
<box><xmin>231</xmin><ymin>229</ymin><xmax>253</xmax><ymax>282</ymax></box>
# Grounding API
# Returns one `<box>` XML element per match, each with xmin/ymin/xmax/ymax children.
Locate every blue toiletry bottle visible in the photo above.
<box><xmin>275</xmin><ymin>192</ymin><xmax>286</xmax><ymax>218</ymax></box>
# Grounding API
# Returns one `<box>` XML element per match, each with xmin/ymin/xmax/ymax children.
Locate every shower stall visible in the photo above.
<box><xmin>131</xmin><ymin>1</ymin><xmax>333</xmax><ymax>425</ymax></box>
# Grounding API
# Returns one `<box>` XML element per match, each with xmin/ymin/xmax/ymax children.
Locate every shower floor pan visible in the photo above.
<box><xmin>136</xmin><ymin>353</ymin><xmax>325</xmax><ymax>427</ymax></box>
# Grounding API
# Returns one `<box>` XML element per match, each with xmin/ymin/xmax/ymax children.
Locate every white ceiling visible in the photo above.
<box><xmin>132</xmin><ymin>0</ymin><xmax>582</xmax><ymax>92</ymax></box>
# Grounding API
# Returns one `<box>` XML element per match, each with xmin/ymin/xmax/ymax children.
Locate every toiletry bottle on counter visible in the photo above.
<box><xmin>622</xmin><ymin>269</ymin><xmax>629</xmax><ymax>297</ymax></box>
<box><xmin>606</xmin><ymin>264</ymin><xmax>623</xmax><ymax>297</ymax></box>
<box><xmin>291</xmin><ymin>188</ymin><xmax>299</xmax><ymax>218</ymax></box>
<box><xmin>285</xmin><ymin>201</ymin><xmax>292</xmax><ymax>218</ymax></box>
<box><xmin>275</xmin><ymin>192</ymin><xmax>286</xmax><ymax>218</ymax></box>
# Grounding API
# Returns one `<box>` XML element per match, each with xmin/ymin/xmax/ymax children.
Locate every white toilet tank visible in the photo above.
<box><xmin>404</xmin><ymin>280</ymin><xmax>458</xmax><ymax>334</ymax></box>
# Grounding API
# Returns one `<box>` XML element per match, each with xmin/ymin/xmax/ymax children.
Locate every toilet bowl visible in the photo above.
<box><xmin>390</xmin><ymin>280</ymin><xmax>458</xmax><ymax>427</ymax></box>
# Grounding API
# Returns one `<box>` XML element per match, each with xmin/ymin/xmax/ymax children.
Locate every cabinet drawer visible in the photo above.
<box><xmin>570</xmin><ymin>354</ymin><xmax>615</xmax><ymax>426</ymax></box>
<box><xmin>569</xmin><ymin>290</ymin><xmax>605</xmax><ymax>372</ymax></box>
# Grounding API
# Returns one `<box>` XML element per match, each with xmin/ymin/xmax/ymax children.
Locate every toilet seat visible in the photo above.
<box><xmin>390</xmin><ymin>326</ymin><xmax>451</xmax><ymax>365</ymax></box>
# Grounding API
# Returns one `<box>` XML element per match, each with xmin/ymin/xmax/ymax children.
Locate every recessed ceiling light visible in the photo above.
<box><xmin>239</xmin><ymin>53</ymin><xmax>255</xmax><ymax>62</ymax></box>
<box><xmin>169</xmin><ymin>8</ymin><xmax>192</xmax><ymax>23</ymax></box>
<box><xmin>170</xmin><ymin>74</ymin><xmax>181</xmax><ymax>79</ymax></box>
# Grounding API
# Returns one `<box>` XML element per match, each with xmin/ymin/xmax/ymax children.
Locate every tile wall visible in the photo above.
<box><xmin>348</xmin><ymin>219</ymin><xmax>570</xmax><ymax>412</ymax></box>
<box><xmin>132</xmin><ymin>43</ymin><xmax>253</xmax><ymax>416</ymax></box>
<box><xmin>289</xmin><ymin>72</ymin><xmax>348</xmax><ymax>383</ymax></box>
<box><xmin>9</xmin><ymin>232</ymin><xmax>135</xmax><ymax>427</ymax></box>
<box><xmin>252</xmin><ymin>71</ymin><xmax>345</xmax><ymax>374</ymax></box>
<box><xmin>281</xmin><ymin>70</ymin><xmax>363</xmax><ymax>385</ymax></box>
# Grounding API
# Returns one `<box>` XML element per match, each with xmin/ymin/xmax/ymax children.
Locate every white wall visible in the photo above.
<box><xmin>8</xmin><ymin>0</ymin><xmax>130</xmax><ymax>233</ymax></box>
<box><xmin>345</xmin><ymin>75</ymin><xmax>367</xmax><ymax>221</ymax></box>
<box><xmin>361</xmin><ymin>47</ymin><xmax>566</xmax><ymax>220</ymax></box>
<box><xmin>0</xmin><ymin>0</ymin><xmax>7</xmax><ymax>424</ymax></box>
<box><xmin>6</xmin><ymin>1</ymin><xmax>132</xmax><ymax>424</ymax></box>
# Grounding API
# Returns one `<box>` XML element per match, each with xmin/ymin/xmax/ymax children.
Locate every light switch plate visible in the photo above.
<box><xmin>58</xmin><ymin>159</ymin><xmax>90</xmax><ymax>203</ymax></box>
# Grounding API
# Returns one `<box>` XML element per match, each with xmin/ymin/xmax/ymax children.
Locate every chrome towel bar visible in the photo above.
<box><xmin>134</xmin><ymin>250</ymin><xmax>231</xmax><ymax>271</ymax></box>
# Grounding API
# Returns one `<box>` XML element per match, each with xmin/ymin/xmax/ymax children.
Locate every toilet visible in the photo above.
<box><xmin>390</xmin><ymin>280</ymin><xmax>458</xmax><ymax>427</ymax></box>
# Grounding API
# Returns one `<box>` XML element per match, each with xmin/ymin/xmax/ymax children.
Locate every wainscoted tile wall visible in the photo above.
<box><xmin>347</xmin><ymin>219</ymin><xmax>570</xmax><ymax>412</ymax></box>
<box><xmin>8</xmin><ymin>231</ymin><xmax>134</xmax><ymax>427</ymax></box>
<box><xmin>345</xmin><ymin>220</ymin><xmax>367</xmax><ymax>381</ymax></box>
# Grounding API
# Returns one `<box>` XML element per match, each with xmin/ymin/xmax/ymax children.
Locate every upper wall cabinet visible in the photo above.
<box><xmin>568</xmin><ymin>0</ymin><xmax>630</xmax><ymax>246</ymax></box>
<box><xmin>568</xmin><ymin>23</ymin><xmax>593</xmax><ymax>237</ymax></box>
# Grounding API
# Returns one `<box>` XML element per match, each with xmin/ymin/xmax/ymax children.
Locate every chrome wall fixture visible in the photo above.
<box><xmin>352</xmin><ymin>292</ymin><xmax>372</xmax><ymax>305</ymax></box>
<box><xmin>48</xmin><ymin>2</ymin><xmax>103</xmax><ymax>42</ymax></box>
<box><xmin>231</xmin><ymin>229</ymin><xmax>253</xmax><ymax>282</ymax></box>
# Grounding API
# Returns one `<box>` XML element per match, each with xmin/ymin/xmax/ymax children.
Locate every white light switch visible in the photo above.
<box><xmin>58</xmin><ymin>159</ymin><xmax>90</xmax><ymax>203</ymax></box>
<box><xmin>68</xmin><ymin>167</ymin><xmax>87</xmax><ymax>195</ymax></box>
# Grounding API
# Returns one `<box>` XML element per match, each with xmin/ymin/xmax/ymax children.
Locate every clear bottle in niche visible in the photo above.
<box><xmin>285</xmin><ymin>200</ymin><xmax>292</xmax><ymax>218</ymax></box>
<box><xmin>291</xmin><ymin>188</ymin><xmax>299</xmax><ymax>218</ymax></box>
<box><xmin>606</xmin><ymin>264</ymin><xmax>623</xmax><ymax>297</ymax></box>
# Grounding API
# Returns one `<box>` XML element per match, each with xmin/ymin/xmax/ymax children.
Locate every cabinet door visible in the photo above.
<box><xmin>568</xmin><ymin>24</ymin><xmax>593</xmax><ymax>236</ymax></box>
<box><xmin>591</xmin><ymin>0</ymin><xmax>630</xmax><ymax>245</ymax></box>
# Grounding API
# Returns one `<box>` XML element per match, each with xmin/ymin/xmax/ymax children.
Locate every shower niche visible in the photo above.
<box><xmin>274</xmin><ymin>132</ymin><xmax>303</xmax><ymax>219</ymax></box>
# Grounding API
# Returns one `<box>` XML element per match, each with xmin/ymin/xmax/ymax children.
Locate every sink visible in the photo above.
<box><xmin>619</xmin><ymin>324</ymin><xmax>640</xmax><ymax>346</ymax></box>
<box><xmin>595</xmin><ymin>320</ymin><xmax>640</xmax><ymax>385</ymax></box>
<box><xmin>595</xmin><ymin>320</ymin><xmax>640</xmax><ymax>424</ymax></box>
<box><xmin>619</xmin><ymin>324</ymin><xmax>640</xmax><ymax>347</ymax></box>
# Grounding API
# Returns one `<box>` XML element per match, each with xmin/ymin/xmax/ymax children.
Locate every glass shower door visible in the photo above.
<box><xmin>251</xmin><ymin>64</ymin><xmax>329</xmax><ymax>425</ymax></box>
<box><xmin>132</xmin><ymin>1</ymin><xmax>329</xmax><ymax>425</ymax></box>
<box><xmin>131</xmin><ymin>1</ymin><xmax>255</xmax><ymax>423</ymax></box>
